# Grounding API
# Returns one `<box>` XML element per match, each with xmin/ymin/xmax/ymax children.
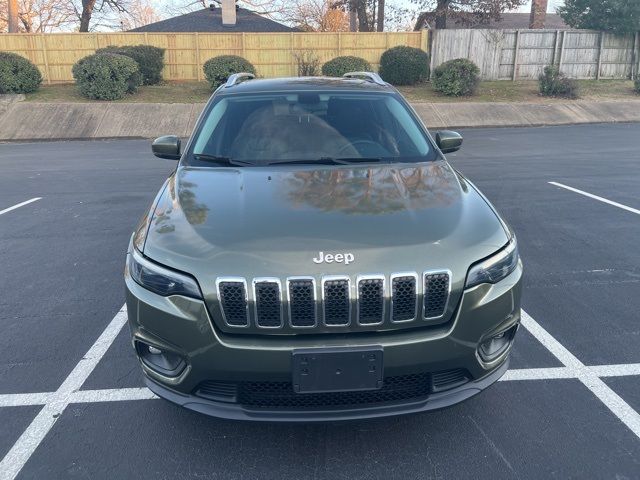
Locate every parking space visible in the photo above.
<box><xmin>0</xmin><ymin>124</ymin><xmax>639</xmax><ymax>479</ymax></box>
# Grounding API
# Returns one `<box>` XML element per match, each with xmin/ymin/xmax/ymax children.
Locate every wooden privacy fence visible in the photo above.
<box><xmin>0</xmin><ymin>31</ymin><xmax>428</xmax><ymax>84</ymax></box>
<box><xmin>430</xmin><ymin>29</ymin><xmax>640</xmax><ymax>80</ymax></box>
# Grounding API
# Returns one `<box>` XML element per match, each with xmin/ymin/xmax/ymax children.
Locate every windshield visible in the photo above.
<box><xmin>186</xmin><ymin>92</ymin><xmax>437</xmax><ymax>166</ymax></box>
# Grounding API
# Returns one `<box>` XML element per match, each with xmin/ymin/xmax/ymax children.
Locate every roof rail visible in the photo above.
<box><xmin>342</xmin><ymin>71</ymin><xmax>387</xmax><ymax>86</ymax></box>
<box><xmin>225</xmin><ymin>72</ymin><xmax>255</xmax><ymax>88</ymax></box>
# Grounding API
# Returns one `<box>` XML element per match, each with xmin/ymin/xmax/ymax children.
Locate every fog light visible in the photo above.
<box><xmin>478</xmin><ymin>325</ymin><xmax>518</xmax><ymax>362</ymax></box>
<box><xmin>135</xmin><ymin>340</ymin><xmax>186</xmax><ymax>377</ymax></box>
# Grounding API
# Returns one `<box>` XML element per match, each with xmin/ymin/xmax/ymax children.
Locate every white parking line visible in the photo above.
<box><xmin>0</xmin><ymin>305</ymin><xmax>128</xmax><ymax>480</ymax></box>
<box><xmin>0</xmin><ymin>197</ymin><xmax>41</xmax><ymax>216</ymax></box>
<box><xmin>2</xmin><ymin>307</ymin><xmax>640</xmax><ymax>478</ymax></box>
<box><xmin>549</xmin><ymin>182</ymin><xmax>640</xmax><ymax>216</ymax></box>
<box><xmin>521</xmin><ymin>310</ymin><xmax>640</xmax><ymax>440</ymax></box>
<box><xmin>1</xmin><ymin>362</ymin><xmax>639</xmax><ymax>408</ymax></box>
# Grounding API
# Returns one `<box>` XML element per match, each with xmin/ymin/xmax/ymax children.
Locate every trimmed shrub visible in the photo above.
<box><xmin>379</xmin><ymin>46</ymin><xmax>430</xmax><ymax>86</ymax></box>
<box><xmin>0</xmin><ymin>52</ymin><xmax>42</xmax><ymax>94</ymax></box>
<box><xmin>322</xmin><ymin>56</ymin><xmax>371</xmax><ymax>77</ymax></box>
<box><xmin>635</xmin><ymin>77</ymin><xmax>640</xmax><ymax>94</ymax></box>
<box><xmin>96</xmin><ymin>45</ymin><xmax>165</xmax><ymax>85</ymax></box>
<box><xmin>72</xmin><ymin>53</ymin><xmax>142</xmax><ymax>100</ymax></box>
<box><xmin>539</xmin><ymin>66</ymin><xmax>579</xmax><ymax>99</ymax></box>
<box><xmin>203</xmin><ymin>55</ymin><xmax>256</xmax><ymax>89</ymax></box>
<box><xmin>432</xmin><ymin>58</ymin><xmax>481</xmax><ymax>97</ymax></box>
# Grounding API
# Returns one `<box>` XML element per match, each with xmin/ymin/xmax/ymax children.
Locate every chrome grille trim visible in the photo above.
<box><xmin>216</xmin><ymin>277</ymin><xmax>249</xmax><ymax>328</ymax></box>
<box><xmin>286</xmin><ymin>276</ymin><xmax>317</xmax><ymax>328</ymax></box>
<box><xmin>422</xmin><ymin>270</ymin><xmax>451</xmax><ymax>320</ymax></box>
<box><xmin>253</xmin><ymin>278</ymin><xmax>284</xmax><ymax>329</ymax></box>
<box><xmin>356</xmin><ymin>274</ymin><xmax>385</xmax><ymax>326</ymax></box>
<box><xmin>321</xmin><ymin>275</ymin><xmax>352</xmax><ymax>327</ymax></box>
<box><xmin>390</xmin><ymin>272</ymin><xmax>419</xmax><ymax>323</ymax></box>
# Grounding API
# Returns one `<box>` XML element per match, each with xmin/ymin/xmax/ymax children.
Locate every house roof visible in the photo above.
<box><xmin>414</xmin><ymin>12</ymin><xmax>571</xmax><ymax>31</ymax></box>
<box><xmin>130</xmin><ymin>7</ymin><xmax>296</xmax><ymax>33</ymax></box>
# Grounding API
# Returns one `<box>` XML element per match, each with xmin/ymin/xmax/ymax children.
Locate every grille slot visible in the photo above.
<box><xmin>391</xmin><ymin>274</ymin><xmax>418</xmax><ymax>323</ymax></box>
<box><xmin>432</xmin><ymin>368</ymin><xmax>470</xmax><ymax>392</ymax></box>
<box><xmin>288</xmin><ymin>278</ymin><xmax>316</xmax><ymax>327</ymax></box>
<box><xmin>194</xmin><ymin>381</ymin><xmax>238</xmax><ymax>402</ymax></box>
<box><xmin>424</xmin><ymin>271</ymin><xmax>450</xmax><ymax>319</ymax></box>
<box><xmin>323</xmin><ymin>277</ymin><xmax>351</xmax><ymax>326</ymax></box>
<box><xmin>254</xmin><ymin>280</ymin><xmax>283</xmax><ymax>328</ymax></box>
<box><xmin>357</xmin><ymin>276</ymin><xmax>384</xmax><ymax>325</ymax></box>
<box><xmin>217</xmin><ymin>279</ymin><xmax>249</xmax><ymax>327</ymax></box>
<box><xmin>236</xmin><ymin>373</ymin><xmax>431</xmax><ymax>409</ymax></box>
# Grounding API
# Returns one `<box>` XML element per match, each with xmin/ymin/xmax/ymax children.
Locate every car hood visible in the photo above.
<box><xmin>141</xmin><ymin>162</ymin><xmax>508</xmax><ymax>289</ymax></box>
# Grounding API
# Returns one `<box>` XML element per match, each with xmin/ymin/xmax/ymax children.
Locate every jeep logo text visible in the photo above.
<box><xmin>312</xmin><ymin>251</ymin><xmax>355</xmax><ymax>265</ymax></box>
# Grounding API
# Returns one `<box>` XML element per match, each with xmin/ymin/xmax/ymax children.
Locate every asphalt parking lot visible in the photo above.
<box><xmin>1</xmin><ymin>123</ymin><xmax>639</xmax><ymax>479</ymax></box>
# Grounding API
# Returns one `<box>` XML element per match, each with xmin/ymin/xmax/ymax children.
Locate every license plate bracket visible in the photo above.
<box><xmin>292</xmin><ymin>347</ymin><xmax>383</xmax><ymax>394</ymax></box>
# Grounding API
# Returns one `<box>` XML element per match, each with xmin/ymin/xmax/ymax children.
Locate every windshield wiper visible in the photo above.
<box><xmin>267</xmin><ymin>157</ymin><xmax>383</xmax><ymax>166</ymax></box>
<box><xmin>328</xmin><ymin>157</ymin><xmax>383</xmax><ymax>164</ymax></box>
<box><xmin>192</xmin><ymin>154</ymin><xmax>253</xmax><ymax>167</ymax></box>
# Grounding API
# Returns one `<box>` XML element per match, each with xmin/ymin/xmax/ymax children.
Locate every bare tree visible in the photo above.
<box><xmin>284</xmin><ymin>0</ymin><xmax>349</xmax><ymax>32</ymax></box>
<box><xmin>412</xmin><ymin>0</ymin><xmax>526</xmax><ymax>29</ymax></box>
<box><xmin>8</xmin><ymin>0</ymin><xmax>19</xmax><ymax>31</ymax></box>
<box><xmin>119</xmin><ymin>0</ymin><xmax>159</xmax><ymax>30</ymax></box>
<box><xmin>376</xmin><ymin>0</ymin><xmax>384</xmax><ymax>31</ymax></box>
<box><xmin>1</xmin><ymin>0</ymin><xmax>76</xmax><ymax>32</ymax></box>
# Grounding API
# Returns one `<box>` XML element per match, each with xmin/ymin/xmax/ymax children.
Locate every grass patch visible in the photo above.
<box><xmin>26</xmin><ymin>79</ymin><xmax>639</xmax><ymax>104</ymax></box>
<box><xmin>26</xmin><ymin>81</ymin><xmax>212</xmax><ymax>103</ymax></box>
<box><xmin>399</xmin><ymin>80</ymin><xmax>637</xmax><ymax>103</ymax></box>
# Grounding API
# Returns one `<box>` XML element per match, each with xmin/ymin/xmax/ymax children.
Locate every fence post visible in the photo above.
<box><xmin>512</xmin><ymin>30</ymin><xmax>520</xmax><ymax>81</ymax></box>
<box><xmin>558</xmin><ymin>31</ymin><xmax>566</xmax><ymax>73</ymax></box>
<box><xmin>40</xmin><ymin>34</ymin><xmax>51</xmax><ymax>85</ymax></box>
<box><xmin>429</xmin><ymin>29</ymin><xmax>436</xmax><ymax>79</ymax></box>
<box><xmin>632</xmin><ymin>32</ymin><xmax>639</xmax><ymax>79</ymax></box>
<box><xmin>596</xmin><ymin>31</ymin><xmax>604</xmax><ymax>80</ymax></box>
<box><xmin>338</xmin><ymin>31</ymin><xmax>342</xmax><ymax>57</ymax></box>
<box><xmin>195</xmin><ymin>33</ymin><xmax>201</xmax><ymax>81</ymax></box>
<box><xmin>552</xmin><ymin>30</ymin><xmax>560</xmax><ymax>66</ymax></box>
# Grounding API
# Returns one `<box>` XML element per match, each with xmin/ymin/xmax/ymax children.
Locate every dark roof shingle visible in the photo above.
<box><xmin>130</xmin><ymin>7</ymin><xmax>296</xmax><ymax>33</ymax></box>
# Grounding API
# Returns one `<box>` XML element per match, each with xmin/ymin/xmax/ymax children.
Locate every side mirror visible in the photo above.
<box><xmin>152</xmin><ymin>135</ymin><xmax>181</xmax><ymax>160</ymax></box>
<box><xmin>436</xmin><ymin>130</ymin><xmax>463</xmax><ymax>154</ymax></box>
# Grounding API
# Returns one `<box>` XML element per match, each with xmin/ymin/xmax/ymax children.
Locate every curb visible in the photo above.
<box><xmin>0</xmin><ymin>100</ymin><xmax>639</xmax><ymax>142</ymax></box>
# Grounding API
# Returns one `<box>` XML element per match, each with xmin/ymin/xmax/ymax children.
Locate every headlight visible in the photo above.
<box><xmin>465</xmin><ymin>237</ymin><xmax>519</xmax><ymax>289</ymax></box>
<box><xmin>127</xmin><ymin>248</ymin><xmax>202</xmax><ymax>299</ymax></box>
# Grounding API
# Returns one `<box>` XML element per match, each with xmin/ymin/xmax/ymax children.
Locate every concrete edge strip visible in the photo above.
<box><xmin>549</xmin><ymin>182</ymin><xmax>640</xmax><ymax>216</ymax></box>
<box><xmin>521</xmin><ymin>310</ymin><xmax>640</xmax><ymax>440</ymax></box>
<box><xmin>0</xmin><ymin>305</ymin><xmax>128</xmax><ymax>480</ymax></box>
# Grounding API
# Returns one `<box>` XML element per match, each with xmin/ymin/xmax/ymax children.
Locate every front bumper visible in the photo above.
<box><xmin>125</xmin><ymin>262</ymin><xmax>522</xmax><ymax>421</ymax></box>
<box><xmin>144</xmin><ymin>359</ymin><xmax>509</xmax><ymax>422</ymax></box>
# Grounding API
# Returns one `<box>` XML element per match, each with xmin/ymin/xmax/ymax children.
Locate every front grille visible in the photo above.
<box><xmin>215</xmin><ymin>271</ymin><xmax>452</xmax><ymax>332</ymax></box>
<box><xmin>288</xmin><ymin>279</ymin><xmax>316</xmax><ymax>327</ymax></box>
<box><xmin>238</xmin><ymin>373</ymin><xmax>431</xmax><ymax>409</ymax></box>
<box><xmin>218</xmin><ymin>280</ymin><xmax>248</xmax><ymax>327</ymax></box>
<box><xmin>254</xmin><ymin>280</ymin><xmax>282</xmax><ymax>328</ymax></box>
<box><xmin>323</xmin><ymin>278</ymin><xmax>350</xmax><ymax>326</ymax></box>
<box><xmin>424</xmin><ymin>272</ymin><xmax>450</xmax><ymax>319</ymax></box>
<box><xmin>391</xmin><ymin>275</ymin><xmax>417</xmax><ymax>322</ymax></box>
<box><xmin>357</xmin><ymin>277</ymin><xmax>384</xmax><ymax>325</ymax></box>
<box><xmin>194</xmin><ymin>368</ymin><xmax>471</xmax><ymax>409</ymax></box>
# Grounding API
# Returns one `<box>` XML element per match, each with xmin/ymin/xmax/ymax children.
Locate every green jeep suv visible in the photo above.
<box><xmin>125</xmin><ymin>72</ymin><xmax>522</xmax><ymax>421</ymax></box>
